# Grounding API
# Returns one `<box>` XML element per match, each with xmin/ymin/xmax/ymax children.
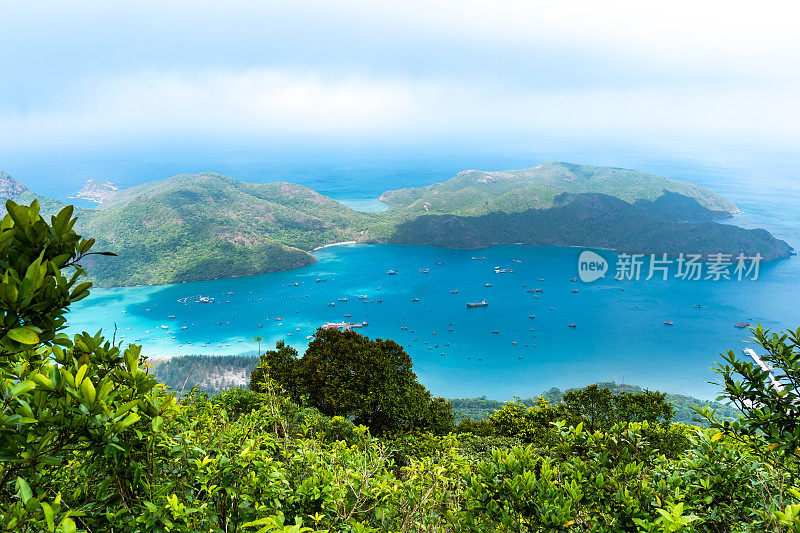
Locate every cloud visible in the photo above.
<box><xmin>1</xmin><ymin>0</ymin><xmax>799</xmax><ymax>150</ymax></box>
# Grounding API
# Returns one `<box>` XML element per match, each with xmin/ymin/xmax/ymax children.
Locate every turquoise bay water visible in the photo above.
<box><xmin>68</xmin><ymin>243</ymin><xmax>800</xmax><ymax>401</ymax></box>
<box><xmin>60</xmin><ymin>144</ymin><xmax>800</xmax><ymax>401</ymax></box>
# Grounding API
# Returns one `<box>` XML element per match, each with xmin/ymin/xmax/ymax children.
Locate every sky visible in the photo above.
<box><xmin>1</xmin><ymin>1</ymin><xmax>799</xmax><ymax>169</ymax></box>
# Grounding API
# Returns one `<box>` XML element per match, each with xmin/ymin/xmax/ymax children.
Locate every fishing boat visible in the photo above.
<box><xmin>734</xmin><ymin>321</ymin><xmax>751</xmax><ymax>328</ymax></box>
<box><xmin>494</xmin><ymin>267</ymin><xmax>514</xmax><ymax>273</ymax></box>
<box><xmin>571</xmin><ymin>289</ymin><xmax>579</xmax><ymax>293</ymax></box>
<box><xmin>411</xmin><ymin>297</ymin><xmax>420</xmax><ymax>302</ymax></box>
<box><xmin>466</xmin><ymin>299</ymin><xmax>488</xmax><ymax>308</ymax></box>
<box><xmin>419</xmin><ymin>268</ymin><xmax>430</xmax><ymax>274</ymax></box>
<box><xmin>526</xmin><ymin>289</ymin><xmax>536</xmax><ymax>293</ymax></box>
<box><xmin>198</xmin><ymin>296</ymin><xmax>214</xmax><ymax>303</ymax></box>
<box><xmin>386</xmin><ymin>269</ymin><xmax>398</xmax><ymax>275</ymax></box>
<box><xmin>450</xmin><ymin>289</ymin><xmax>459</xmax><ymax>294</ymax></box>
<box><xmin>568</xmin><ymin>323</ymin><xmax>577</xmax><ymax>328</ymax></box>
<box><xmin>401</xmin><ymin>326</ymin><xmax>408</xmax><ymax>330</ymax></box>
<box><xmin>529</xmin><ymin>315</ymin><xmax>535</xmax><ymax>319</ymax></box>
<box><xmin>491</xmin><ymin>330</ymin><xmax>500</xmax><ymax>334</ymax></box>
<box><xmin>484</xmin><ymin>283</ymin><xmax>492</xmax><ymax>287</ymax></box>
<box><xmin>338</xmin><ymin>297</ymin><xmax>348</xmax><ymax>302</ymax></box>
<box><xmin>535</xmin><ymin>288</ymin><xmax>544</xmax><ymax>293</ymax></box>
<box><xmin>570</xmin><ymin>278</ymin><xmax>578</xmax><ymax>282</ymax></box>
<box><xmin>695</xmin><ymin>304</ymin><xmax>702</xmax><ymax>308</ymax></box>
<box><xmin>471</xmin><ymin>256</ymin><xmax>486</xmax><ymax>260</ymax></box>
<box><xmin>664</xmin><ymin>321</ymin><xmax>674</xmax><ymax>326</ymax></box>
<box><xmin>538</xmin><ymin>277</ymin><xmax>545</xmax><ymax>281</ymax></box>
<box><xmin>315</xmin><ymin>278</ymin><xmax>327</xmax><ymax>283</ymax></box>
<box><xmin>512</xmin><ymin>259</ymin><xmax>522</xmax><ymax>263</ymax></box>
<box><xmin>327</xmin><ymin>302</ymin><xmax>335</xmax><ymax>307</ymax></box>
<box><xmin>434</xmin><ymin>261</ymin><xmax>443</xmax><ymax>265</ymax></box>
<box><xmin>168</xmin><ymin>315</ymin><xmax>176</xmax><ymax>318</ymax></box>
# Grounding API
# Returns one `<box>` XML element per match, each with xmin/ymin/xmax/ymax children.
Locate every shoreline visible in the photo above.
<box><xmin>312</xmin><ymin>240</ymin><xmax>357</xmax><ymax>252</ymax></box>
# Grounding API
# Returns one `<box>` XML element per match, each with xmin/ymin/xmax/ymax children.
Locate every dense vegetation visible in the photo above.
<box><xmin>3</xmin><ymin>199</ymin><xmax>800</xmax><ymax>531</ymax></box>
<box><xmin>0</xmin><ymin>164</ymin><xmax>790</xmax><ymax>287</ymax></box>
<box><xmin>150</xmin><ymin>354</ymin><xmax>258</xmax><ymax>394</ymax></box>
<box><xmin>451</xmin><ymin>383</ymin><xmax>740</xmax><ymax>426</ymax></box>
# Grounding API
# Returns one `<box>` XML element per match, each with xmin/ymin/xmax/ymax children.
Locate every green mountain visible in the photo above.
<box><xmin>0</xmin><ymin>162</ymin><xmax>790</xmax><ymax>287</ymax></box>
<box><xmin>0</xmin><ymin>171</ymin><xmax>66</xmax><ymax>215</ymax></box>
<box><xmin>380</xmin><ymin>161</ymin><xmax>740</xmax><ymax>217</ymax></box>
<box><xmin>77</xmin><ymin>172</ymin><xmax>377</xmax><ymax>286</ymax></box>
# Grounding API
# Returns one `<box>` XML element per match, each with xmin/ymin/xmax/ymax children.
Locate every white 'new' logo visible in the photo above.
<box><xmin>578</xmin><ymin>251</ymin><xmax>607</xmax><ymax>282</ymax></box>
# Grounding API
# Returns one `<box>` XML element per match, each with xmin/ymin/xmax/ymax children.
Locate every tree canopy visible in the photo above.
<box><xmin>250</xmin><ymin>328</ymin><xmax>454</xmax><ymax>435</ymax></box>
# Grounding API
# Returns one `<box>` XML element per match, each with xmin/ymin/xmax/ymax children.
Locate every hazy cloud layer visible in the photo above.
<box><xmin>2</xmin><ymin>0</ymin><xmax>798</xmax><ymax>149</ymax></box>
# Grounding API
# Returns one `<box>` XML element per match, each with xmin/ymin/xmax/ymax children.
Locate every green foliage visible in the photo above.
<box><xmin>452</xmin><ymin>382</ymin><xmax>740</xmax><ymax>426</ymax></box>
<box><xmin>151</xmin><ymin>354</ymin><xmax>259</xmax><ymax>394</ymax></box>
<box><xmin>0</xmin><ymin>201</ymin><xmax>174</xmax><ymax>531</ymax></box>
<box><xmin>250</xmin><ymin>329</ymin><xmax>455</xmax><ymax>436</ymax></box>
<box><xmin>703</xmin><ymin>324</ymin><xmax>800</xmax><ymax>476</ymax></box>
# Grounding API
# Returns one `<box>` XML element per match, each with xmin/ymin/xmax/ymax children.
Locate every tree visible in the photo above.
<box><xmin>0</xmin><ymin>201</ymin><xmax>173</xmax><ymax>531</ymax></box>
<box><xmin>562</xmin><ymin>384</ymin><xmax>674</xmax><ymax>432</ymax></box>
<box><xmin>703</xmin><ymin>324</ymin><xmax>800</xmax><ymax>475</ymax></box>
<box><xmin>250</xmin><ymin>328</ymin><xmax>454</xmax><ymax>435</ymax></box>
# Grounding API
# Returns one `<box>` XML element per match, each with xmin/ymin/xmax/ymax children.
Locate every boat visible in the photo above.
<box><xmin>529</xmin><ymin>315</ymin><xmax>535</xmax><ymax>319</ymax></box>
<box><xmin>180</xmin><ymin>326</ymin><xmax>187</xmax><ymax>330</ymax></box>
<box><xmin>419</xmin><ymin>268</ymin><xmax>430</xmax><ymax>274</ymax></box>
<box><xmin>695</xmin><ymin>304</ymin><xmax>702</xmax><ymax>308</ymax></box>
<box><xmin>526</xmin><ymin>289</ymin><xmax>536</xmax><ymax>293</ymax></box>
<box><xmin>358</xmin><ymin>295</ymin><xmax>368</xmax><ymax>299</ymax></box>
<box><xmin>494</xmin><ymin>268</ymin><xmax>514</xmax><ymax>274</ymax></box>
<box><xmin>511</xmin><ymin>341</ymin><xmax>517</xmax><ymax>345</ymax></box>
<box><xmin>411</xmin><ymin>297</ymin><xmax>420</xmax><ymax>302</ymax></box>
<box><xmin>570</xmin><ymin>278</ymin><xmax>578</xmax><ymax>282</ymax></box>
<box><xmin>450</xmin><ymin>289</ymin><xmax>459</xmax><ymax>294</ymax></box>
<box><xmin>568</xmin><ymin>323</ymin><xmax>577</xmax><ymax>328</ymax></box>
<box><xmin>338</xmin><ymin>297</ymin><xmax>348</xmax><ymax>302</ymax></box>
<box><xmin>168</xmin><ymin>315</ymin><xmax>176</xmax><ymax>318</ymax></box>
<box><xmin>401</xmin><ymin>326</ymin><xmax>408</xmax><ymax>330</ymax></box>
<box><xmin>316</xmin><ymin>278</ymin><xmax>327</xmax><ymax>283</ymax></box>
<box><xmin>664</xmin><ymin>321</ymin><xmax>674</xmax><ymax>326</ymax></box>
<box><xmin>327</xmin><ymin>302</ymin><xmax>335</xmax><ymax>307</ymax></box>
<box><xmin>344</xmin><ymin>314</ymin><xmax>352</xmax><ymax>317</ymax></box>
<box><xmin>484</xmin><ymin>283</ymin><xmax>492</xmax><ymax>287</ymax></box>
<box><xmin>386</xmin><ymin>269</ymin><xmax>398</xmax><ymax>275</ymax></box>
<box><xmin>434</xmin><ymin>261</ymin><xmax>443</xmax><ymax>265</ymax></box>
<box><xmin>198</xmin><ymin>296</ymin><xmax>214</xmax><ymax>303</ymax></box>
<box><xmin>491</xmin><ymin>330</ymin><xmax>499</xmax><ymax>334</ymax></box>
<box><xmin>734</xmin><ymin>321</ymin><xmax>751</xmax><ymax>328</ymax></box>
<box><xmin>571</xmin><ymin>289</ymin><xmax>579</xmax><ymax>293</ymax></box>
<box><xmin>512</xmin><ymin>259</ymin><xmax>522</xmax><ymax>263</ymax></box>
<box><xmin>376</xmin><ymin>299</ymin><xmax>384</xmax><ymax>303</ymax></box>
<box><xmin>535</xmin><ymin>288</ymin><xmax>544</xmax><ymax>293</ymax></box>
<box><xmin>537</xmin><ymin>277</ymin><xmax>545</xmax><ymax>281</ymax></box>
<box><xmin>466</xmin><ymin>300</ymin><xmax>488</xmax><ymax>308</ymax></box>
<box><xmin>160</xmin><ymin>325</ymin><xmax>168</xmax><ymax>330</ymax></box>
<box><xmin>471</xmin><ymin>256</ymin><xmax>486</xmax><ymax>260</ymax></box>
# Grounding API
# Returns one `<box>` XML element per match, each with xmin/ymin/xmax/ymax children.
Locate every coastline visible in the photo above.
<box><xmin>312</xmin><ymin>240</ymin><xmax>357</xmax><ymax>252</ymax></box>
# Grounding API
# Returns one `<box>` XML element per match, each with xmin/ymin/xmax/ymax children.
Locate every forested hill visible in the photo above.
<box><xmin>379</xmin><ymin>161</ymin><xmax>740</xmax><ymax>217</ymax></box>
<box><xmin>76</xmin><ymin>173</ymin><xmax>379</xmax><ymax>287</ymax></box>
<box><xmin>0</xmin><ymin>162</ymin><xmax>791</xmax><ymax>286</ymax></box>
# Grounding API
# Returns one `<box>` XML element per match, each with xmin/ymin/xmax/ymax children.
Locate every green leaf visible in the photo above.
<box><xmin>7</xmin><ymin>327</ymin><xmax>40</xmax><ymax>345</ymax></box>
<box><xmin>16</xmin><ymin>477</ymin><xmax>32</xmax><ymax>503</ymax></box>
<box><xmin>41</xmin><ymin>501</ymin><xmax>55</xmax><ymax>532</ymax></box>
<box><xmin>10</xmin><ymin>381</ymin><xmax>36</xmax><ymax>397</ymax></box>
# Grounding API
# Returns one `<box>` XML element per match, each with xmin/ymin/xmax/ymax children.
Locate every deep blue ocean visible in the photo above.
<box><xmin>16</xmin><ymin>140</ymin><xmax>796</xmax><ymax>401</ymax></box>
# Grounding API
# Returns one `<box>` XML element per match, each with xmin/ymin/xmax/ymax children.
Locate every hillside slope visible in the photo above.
<box><xmin>380</xmin><ymin>161</ymin><xmax>739</xmax><ymax>218</ymax></box>
<box><xmin>78</xmin><ymin>173</ymin><xmax>377</xmax><ymax>286</ymax></box>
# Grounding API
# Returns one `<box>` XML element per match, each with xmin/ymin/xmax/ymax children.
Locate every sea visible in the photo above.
<box><xmin>6</xmin><ymin>140</ymin><xmax>799</xmax><ymax>401</ymax></box>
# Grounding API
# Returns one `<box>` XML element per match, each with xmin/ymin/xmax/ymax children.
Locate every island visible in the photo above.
<box><xmin>0</xmin><ymin>162</ymin><xmax>791</xmax><ymax>287</ymax></box>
